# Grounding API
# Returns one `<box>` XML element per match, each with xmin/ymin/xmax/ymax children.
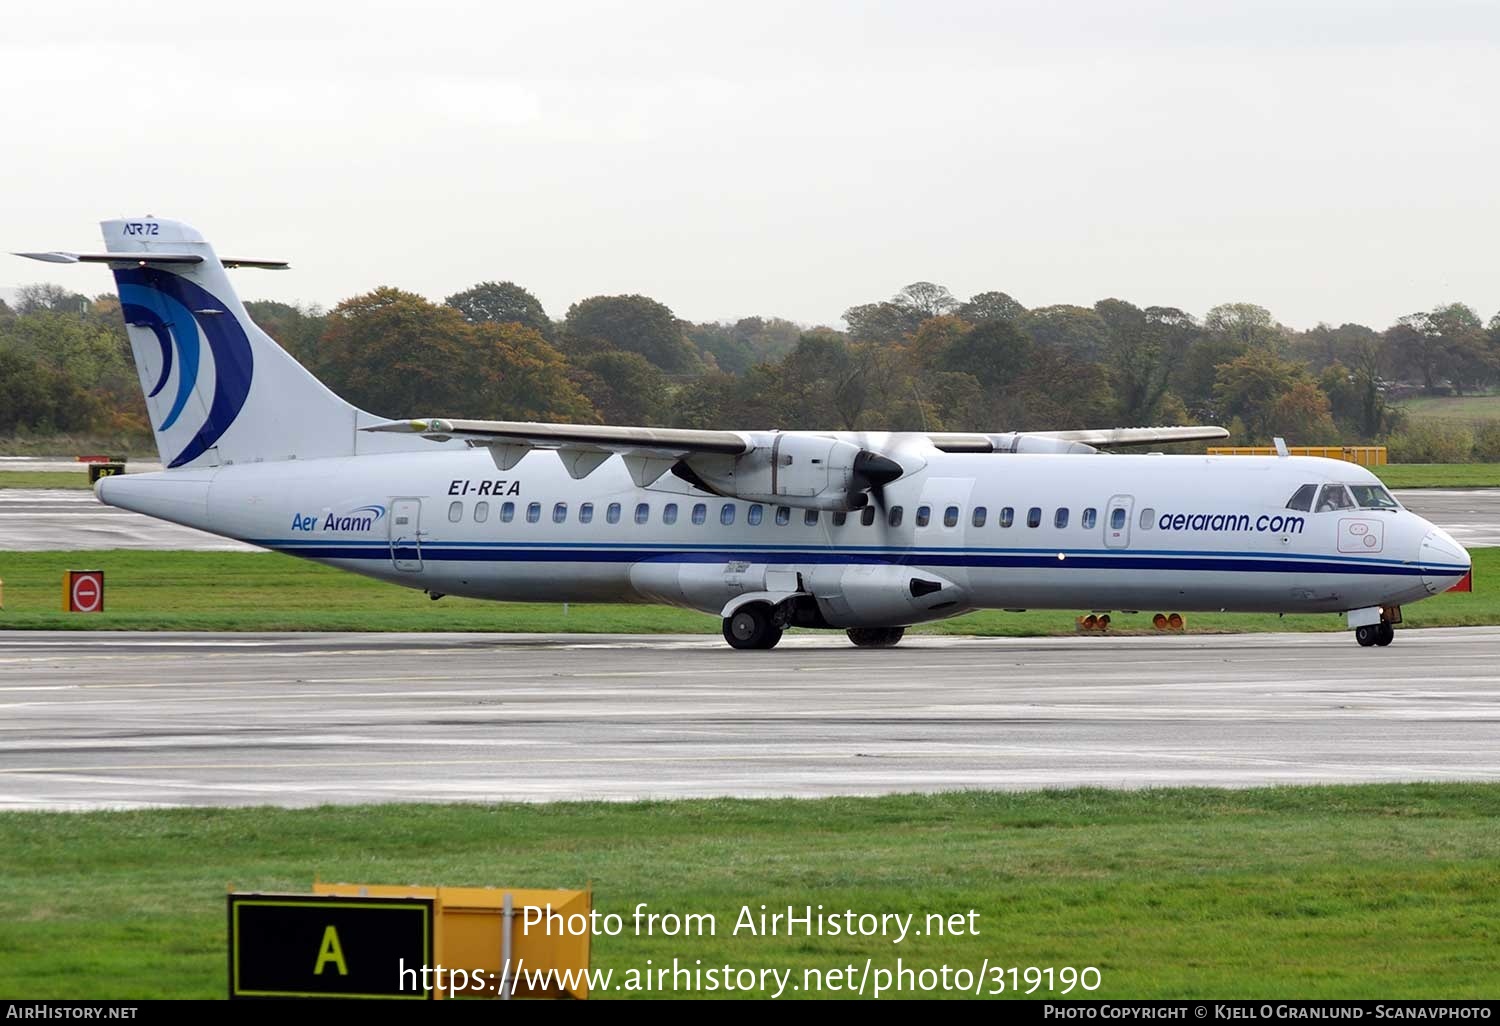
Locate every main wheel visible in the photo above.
<box><xmin>1355</xmin><ymin>624</ymin><xmax>1378</xmax><ymax>647</ymax></box>
<box><xmin>722</xmin><ymin>604</ymin><xmax>783</xmax><ymax>650</ymax></box>
<box><xmin>847</xmin><ymin>627</ymin><xmax>906</xmax><ymax>648</ymax></box>
<box><xmin>1374</xmin><ymin>621</ymin><xmax>1395</xmax><ymax>647</ymax></box>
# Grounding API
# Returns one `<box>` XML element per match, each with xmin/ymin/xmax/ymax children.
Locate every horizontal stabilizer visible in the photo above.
<box><xmin>13</xmin><ymin>251</ymin><xmax>287</xmax><ymax>269</ymax></box>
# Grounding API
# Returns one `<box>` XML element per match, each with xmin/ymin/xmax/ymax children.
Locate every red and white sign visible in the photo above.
<box><xmin>65</xmin><ymin>570</ymin><xmax>104</xmax><ymax>613</ymax></box>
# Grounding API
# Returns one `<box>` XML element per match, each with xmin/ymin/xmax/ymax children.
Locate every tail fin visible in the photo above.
<box><xmin>97</xmin><ymin>216</ymin><xmax>373</xmax><ymax>469</ymax></box>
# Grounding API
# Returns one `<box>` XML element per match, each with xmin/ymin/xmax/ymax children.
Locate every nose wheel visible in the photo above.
<box><xmin>1355</xmin><ymin>622</ymin><xmax>1395</xmax><ymax>647</ymax></box>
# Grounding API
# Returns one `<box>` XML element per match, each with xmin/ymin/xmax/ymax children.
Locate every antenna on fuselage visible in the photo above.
<box><xmin>1273</xmin><ymin>437</ymin><xmax>1289</xmax><ymax>458</ymax></box>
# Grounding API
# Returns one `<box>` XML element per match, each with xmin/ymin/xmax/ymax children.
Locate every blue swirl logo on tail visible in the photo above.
<box><xmin>115</xmin><ymin>268</ymin><xmax>254</xmax><ymax>468</ymax></box>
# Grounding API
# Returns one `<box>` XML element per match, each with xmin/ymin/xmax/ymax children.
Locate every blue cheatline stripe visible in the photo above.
<box><xmin>250</xmin><ymin>541</ymin><xmax>1466</xmax><ymax>577</ymax></box>
<box><xmin>247</xmin><ymin>537</ymin><xmax>1425</xmax><ymax>568</ymax></box>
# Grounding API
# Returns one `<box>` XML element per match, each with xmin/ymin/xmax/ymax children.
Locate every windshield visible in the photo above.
<box><xmin>1349</xmin><ymin>484</ymin><xmax>1400</xmax><ymax>510</ymax></box>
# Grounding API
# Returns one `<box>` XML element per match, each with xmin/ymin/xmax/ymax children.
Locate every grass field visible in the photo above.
<box><xmin>0</xmin><ymin>547</ymin><xmax>1490</xmax><ymax>635</ymax></box>
<box><xmin>1373</xmin><ymin>464</ymin><xmax>1500</xmax><ymax>488</ymax></box>
<box><xmin>1</xmin><ymin>786</ymin><xmax>1496</xmax><ymax>999</ymax></box>
<box><xmin>1396</xmin><ymin>394</ymin><xmax>1500</xmax><ymax>422</ymax></box>
<box><xmin>0</xmin><ymin>471</ymin><xmax>94</xmax><ymax>489</ymax></box>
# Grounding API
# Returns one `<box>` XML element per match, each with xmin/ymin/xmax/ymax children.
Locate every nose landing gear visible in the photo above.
<box><xmin>1355</xmin><ymin>621</ymin><xmax>1395</xmax><ymax>647</ymax></box>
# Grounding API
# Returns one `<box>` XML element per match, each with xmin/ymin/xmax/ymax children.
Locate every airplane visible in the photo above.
<box><xmin>16</xmin><ymin>217</ymin><xmax>1471</xmax><ymax>650</ymax></box>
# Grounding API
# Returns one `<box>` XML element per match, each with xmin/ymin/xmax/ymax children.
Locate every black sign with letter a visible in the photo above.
<box><xmin>228</xmin><ymin>893</ymin><xmax>435</xmax><ymax>999</ymax></box>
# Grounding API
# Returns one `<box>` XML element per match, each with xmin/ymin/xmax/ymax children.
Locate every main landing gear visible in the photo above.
<box><xmin>1355</xmin><ymin>622</ymin><xmax>1395</xmax><ymax>648</ymax></box>
<box><xmin>722</xmin><ymin>603</ymin><xmax>784</xmax><ymax>650</ymax></box>
<box><xmin>846</xmin><ymin>627</ymin><xmax>905</xmax><ymax>648</ymax></box>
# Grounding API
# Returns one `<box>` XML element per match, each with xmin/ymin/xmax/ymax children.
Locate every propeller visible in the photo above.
<box><xmin>852</xmin><ymin>449</ymin><xmax>904</xmax><ymax>518</ymax></box>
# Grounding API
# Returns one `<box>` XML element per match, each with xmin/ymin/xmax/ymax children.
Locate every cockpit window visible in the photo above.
<box><xmin>1349</xmin><ymin>484</ymin><xmax>1399</xmax><ymax>510</ymax></box>
<box><xmin>1286</xmin><ymin>484</ymin><xmax>1317</xmax><ymax>512</ymax></box>
<box><xmin>1315</xmin><ymin>484</ymin><xmax>1355</xmax><ymax>512</ymax></box>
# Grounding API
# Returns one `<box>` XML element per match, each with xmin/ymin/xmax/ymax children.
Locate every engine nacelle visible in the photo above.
<box><xmin>806</xmin><ymin>564</ymin><xmax>970</xmax><ymax>627</ymax></box>
<box><xmin>690</xmin><ymin>434</ymin><xmax>869</xmax><ymax>512</ymax></box>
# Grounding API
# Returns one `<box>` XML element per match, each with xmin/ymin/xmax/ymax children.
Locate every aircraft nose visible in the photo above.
<box><xmin>1419</xmin><ymin>526</ymin><xmax>1471</xmax><ymax>595</ymax></box>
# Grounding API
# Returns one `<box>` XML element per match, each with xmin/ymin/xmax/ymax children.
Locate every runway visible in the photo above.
<box><xmin>1</xmin><ymin>487</ymin><xmax>1494</xmax><ymax>551</ymax></box>
<box><xmin>2</xmin><ymin>628</ymin><xmax>1497</xmax><ymax>811</ymax></box>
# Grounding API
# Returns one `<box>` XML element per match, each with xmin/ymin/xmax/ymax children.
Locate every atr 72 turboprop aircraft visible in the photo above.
<box><xmin>17</xmin><ymin>218</ymin><xmax>1471</xmax><ymax>650</ymax></box>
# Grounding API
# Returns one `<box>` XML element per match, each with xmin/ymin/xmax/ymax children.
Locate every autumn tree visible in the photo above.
<box><xmin>958</xmin><ymin>291</ymin><xmax>1026</xmax><ymax>324</ymax></box>
<box><xmin>570</xmin><ymin>350</ymin><xmax>667</xmax><ymax>424</ymax></box>
<box><xmin>445</xmin><ymin>281</ymin><xmax>552</xmax><ymax>338</ymax></box>
<box><xmin>564</xmin><ymin>294</ymin><xmax>700</xmax><ymax>373</ymax></box>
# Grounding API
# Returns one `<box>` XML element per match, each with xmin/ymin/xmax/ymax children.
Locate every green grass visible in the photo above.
<box><xmin>1374</xmin><ymin>463</ymin><xmax>1500</xmax><ymax>488</ymax></box>
<box><xmin>1395</xmin><ymin>394</ymin><xmax>1500</xmax><ymax>421</ymax></box>
<box><xmin>0</xmin><ymin>470</ymin><xmax>92</xmax><ymax>489</ymax></box>
<box><xmin>1</xmin><ymin>786</ymin><xmax>1496</xmax><ymax>999</ymax></box>
<box><xmin>0</xmin><ymin>548</ymin><xmax>1490</xmax><ymax>636</ymax></box>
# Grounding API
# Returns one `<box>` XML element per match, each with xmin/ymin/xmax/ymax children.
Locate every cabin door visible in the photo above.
<box><xmin>389</xmin><ymin>498</ymin><xmax>424</xmax><ymax>572</ymax></box>
<box><xmin>1104</xmin><ymin>494</ymin><xmax>1134</xmax><ymax>549</ymax></box>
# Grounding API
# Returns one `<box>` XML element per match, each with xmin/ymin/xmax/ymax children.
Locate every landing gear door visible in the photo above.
<box><xmin>1104</xmin><ymin>494</ymin><xmax>1134</xmax><ymax>549</ymax></box>
<box><xmin>390</xmin><ymin>498</ymin><xmax>423</xmax><ymax>572</ymax></box>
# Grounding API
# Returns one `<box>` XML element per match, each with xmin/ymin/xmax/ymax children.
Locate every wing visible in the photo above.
<box><xmin>363</xmin><ymin>418</ymin><xmax>750</xmax><ymax>484</ymax></box>
<box><xmin>927</xmin><ymin>425</ymin><xmax>1229</xmax><ymax>454</ymax></box>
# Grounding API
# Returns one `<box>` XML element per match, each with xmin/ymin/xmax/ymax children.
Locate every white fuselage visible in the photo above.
<box><xmin>97</xmin><ymin>446</ymin><xmax>1471</xmax><ymax>627</ymax></box>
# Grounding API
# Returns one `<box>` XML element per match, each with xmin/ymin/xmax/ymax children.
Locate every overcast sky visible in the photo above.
<box><xmin>4</xmin><ymin>0</ymin><xmax>1497</xmax><ymax>331</ymax></box>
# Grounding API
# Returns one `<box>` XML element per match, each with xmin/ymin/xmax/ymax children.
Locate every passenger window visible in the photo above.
<box><xmin>1027</xmin><ymin>507</ymin><xmax>1041</xmax><ymax>528</ymax></box>
<box><xmin>720</xmin><ymin>503</ymin><xmax>736</xmax><ymax>525</ymax></box>
<box><xmin>663</xmin><ymin>503</ymin><xmax>678</xmax><ymax>526</ymax></box>
<box><xmin>944</xmin><ymin>505</ymin><xmax>959</xmax><ymax>527</ymax></box>
<box><xmin>500</xmin><ymin>501</ymin><xmax>515</xmax><ymax>523</ymax></box>
<box><xmin>526</xmin><ymin>502</ymin><xmax>541</xmax><ymax>524</ymax></box>
<box><xmin>1316</xmin><ymin>485</ymin><xmax>1355</xmax><ymax>512</ymax></box>
<box><xmin>889</xmin><ymin>506</ymin><xmax>904</xmax><ymax>528</ymax></box>
<box><xmin>999</xmin><ymin>507</ymin><xmax>1014</xmax><ymax>528</ymax></box>
<box><xmin>1286</xmin><ymin>483</ymin><xmax>1318</xmax><ymax>512</ymax></box>
<box><xmin>606</xmin><ymin>502</ymin><xmax>621</xmax><ymax>525</ymax></box>
<box><xmin>832</xmin><ymin>511</ymin><xmax>847</xmax><ymax>526</ymax></box>
<box><xmin>861</xmin><ymin>506</ymin><xmax>876</xmax><ymax>527</ymax></box>
<box><xmin>1110</xmin><ymin>507</ymin><xmax>1126</xmax><ymax>530</ymax></box>
<box><xmin>552</xmin><ymin>502</ymin><xmax>567</xmax><ymax>524</ymax></box>
<box><xmin>775</xmin><ymin>506</ymin><xmax>791</xmax><ymax>526</ymax></box>
<box><xmin>474</xmin><ymin>501</ymin><xmax>489</xmax><ymax>523</ymax></box>
<box><xmin>972</xmin><ymin>506</ymin><xmax>987</xmax><ymax>528</ymax></box>
<box><xmin>692</xmin><ymin>503</ymin><xmax>707</xmax><ymax>526</ymax></box>
<box><xmin>579</xmin><ymin>502</ymin><xmax>593</xmax><ymax>524</ymax></box>
<box><xmin>1349</xmin><ymin>485</ymin><xmax>1398</xmax><ymax>510</ymax></box>
<box><xmin>916</xmin><ymin>505</ymin><xmax>931</xmax><ymax>527</ymax></box>
<box><xmin>634</xmin><ymin>502</ymin><xmax>650</xmax><ymax>525</ymax></box>
<box><xmin>1139</xmin><ymin>507</ymin><xmax>1154</xmax><ymax>530</ymax></box>
<box><xmin>1054</xmin><ymin>507</ymin><xmax>1069</xmax><ymax>529</ymax></box>
<box><xmin>448</xmin><ymin>501</ymin><xmax>463</xmax><ymax>523</ymax></box>
<box><xmin>804</xmin><ymin>509</ymin><xmax>819</xmax><ymax>526</ymax></box>
<box><xmin>1082</xmin><ymin>507</ymin><xmax>1096</xmax><ymax>529</ymax></box>
<box><xmin>748</xmin><ymin>504</ymin><xmax>764</xmax><ymax>526</ymax></box>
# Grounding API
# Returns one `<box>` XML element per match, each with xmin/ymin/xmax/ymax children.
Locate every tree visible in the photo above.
<box><xmin>1427</xmin><ymin>303</ymin><xmax>1493</xmax><ymax>395</ymax></box>
<box><xmin>842</xmin><ymin>300</ymin><xmax>916</xmax><ymax>344</ymax></box>
<box><xmin>1022</xmin><ymin>304</ymin><xmax>1109</xmax><ymax>364</ymax></box>
<box><xmin>893</xmin><ymin>281</ymin><xmax>959</xmax><ymax>320</ymax></box>
<box><xmin>957</xmin><ymin>291</ymin><xmax>1026</xmax><ymax>324</ymax></box>
<box><xmin>445</xmin><ymin>281</ymin><xmax>551</xmax><ymax>338</ymax></box>
<box><xmin>318</xmin><ymin>287</ymin><xmax>487</xmax><ymax>416</ymax></box>
<box><xmin>936</xmin><ymin>317</ymin><xmax>1033</xmax><ymax>392</ymax></box>
<box><xmin>570</xmin><ymin>350</ymin><xmax>666</xmax><ymax>424</ymax></box>
<box><xmin>1094</xmin><ymin>300</ymin><xmax>1194</xmax><ymax>425</ymax></box>
<box><xmin>1204</xmin><ymin>302</ymin><xmax>1286</xmax><ymax>352</ymax></box>
<box><xmin>1213</xmin><ymin>349</ymin><xmax>1330</xmax><ymax>442</ymax></box>
<box><xmin>245</xmin><ymin>300</ymin><xmax>327</xmax><ymax>366</ymax></box>
<box><xmin>15</xmin><ymin>283</ymin><xmax>90</xmax><ymax>316</ymax></box>
<box><xmin>564</xmin><ymin>294</ymin><xmax>700</xmax><ymax>374</ymax></box>
<box><xmin>469</xmin><ymin>321</ymin><xmax>596</xmax><ymax>422</ymax></box>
